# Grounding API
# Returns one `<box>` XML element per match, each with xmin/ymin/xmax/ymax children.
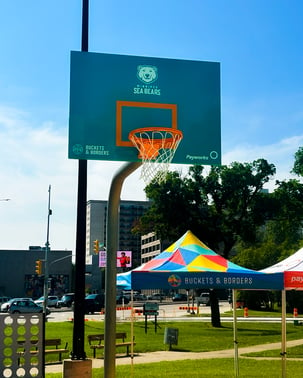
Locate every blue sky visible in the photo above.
<box><xmin>0</xmin><ymin>0</ymin><xmax>302</xmax><ymax>250</ymax></box>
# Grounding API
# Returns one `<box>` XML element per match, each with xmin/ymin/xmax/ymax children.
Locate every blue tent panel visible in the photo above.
<box><xmin>116</xmin><ymin>271</ymin><xmax>132</xmax><ymax>290</ymax></box>
<box><xmin>131</xmin><ymin>271</ymin><xmax>284</xmax><ymax>291</ymax></box>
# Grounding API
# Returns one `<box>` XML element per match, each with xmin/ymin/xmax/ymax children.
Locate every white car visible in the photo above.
<box><xmin>196</xmin><ymin>293</ymin><xmax>210</xmax><ymax>306</ymax></box>
<box><xmin>34</xmin><ymin>295</ymin><xmax>60</xmax><ymax>308</ymax></box>
<box><xmin>0</xmin><ymin>296</ymin><xmax>10</xmax><ymax>305</ymax></box>
<box><xmin>1</xmin><ymin>298</ymin><xmax>33</xmax><ymax>313</ymax></box>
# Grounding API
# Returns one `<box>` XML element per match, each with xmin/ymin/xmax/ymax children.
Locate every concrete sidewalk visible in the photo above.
<box><xmin>45</xmin><ymin>338</ymin><xmax>303</xmax><ymax>375</ymax></box>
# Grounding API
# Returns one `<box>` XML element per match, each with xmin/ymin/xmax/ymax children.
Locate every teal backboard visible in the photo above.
<box><xmin>68</xmin><ymin>51</ymin><xmax>221</xmax><ymax>165</ymax></box>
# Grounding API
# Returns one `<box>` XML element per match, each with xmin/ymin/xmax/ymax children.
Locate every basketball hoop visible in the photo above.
<box><xmin>129</xmin><ymin>127</ymin><xmax>183</xmax><ymax>184</ymax></box>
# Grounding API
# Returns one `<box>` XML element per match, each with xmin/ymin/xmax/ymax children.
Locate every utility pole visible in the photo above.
<box><xmin>43</xmin><ymin>185</ymin><xmax>52</xmax><ymax>316</ymax></box>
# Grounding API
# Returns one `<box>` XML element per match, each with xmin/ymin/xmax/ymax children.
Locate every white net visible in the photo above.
<box><xmin>129</xmin><ymin>127</ymin><xmax>183</xmax><ymax>184</ymax></box>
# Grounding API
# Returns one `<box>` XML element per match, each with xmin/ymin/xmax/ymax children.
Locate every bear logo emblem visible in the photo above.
<box><xmin>137</xmin><ymin>65</ymin><xmax>158</xmax><ymax>84</ymax></box>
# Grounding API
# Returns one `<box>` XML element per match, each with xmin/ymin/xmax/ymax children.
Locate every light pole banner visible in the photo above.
<box><xmin>99</xmin><ymin>251</ymin><xmax>132</xmax><ymax>268</ymax></box>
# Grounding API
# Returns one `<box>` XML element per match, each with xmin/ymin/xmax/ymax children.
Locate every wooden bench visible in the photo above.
<box><xmin>44</xmin><ymin>338</ymin><xmax>69</xmax><ymax>362</ymax></box>
<box><xmin>87</xmin><ymin>332</ymin><xmax>135</xmax><ymax>358</ymax></box>
<box><xmin>17</xmin><ymin>338</ymin><xmax>69</xmax><ymax>364</ymax></box>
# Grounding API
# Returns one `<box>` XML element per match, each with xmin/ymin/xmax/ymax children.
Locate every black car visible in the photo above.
<box><xmin>85</xmin><ymin>294</ymin><xmax>105</xmax><ymax>314</ymax></box>
<box><xmin>172</xmin><ymin>293</ymin><xmax>188</xmax><ymax>302</ymax></box>
<box><xmin>116</xmin><ymin>295</ymin><xmax>129</xmax><ymax>305</ymax></box>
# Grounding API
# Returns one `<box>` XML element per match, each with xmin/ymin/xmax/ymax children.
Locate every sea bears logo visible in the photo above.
<box><xmin>137</xmin><ymin>65</ymin><xmax>158</xmax><ymax>84</ymax></box>
<box><xmin>168</xmin><ymin>274</ymin><xmax>181</xmax><ymax>288</ymax></box>
<box><xmin>133</xmin><ymin>65</ymin><xmax>161</xmax><ymax>95</ymax></box>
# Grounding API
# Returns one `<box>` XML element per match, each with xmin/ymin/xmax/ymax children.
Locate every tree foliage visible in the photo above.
<box><xmin>135</xmin><ymin>159</ymin><xmax>277</xmax><ymax>259</ymax></box>
<box><xmin>293</xmin><ymin>146</ymin><xmax>303</xmax><ymax>176</ymax></box>
<box><xmin>133</xmin><ymin>154</ymin><xmax>303</xmax><ymax>318</ymax></box>
<box><xmin>271</xmin><ymin>179</ymin><xmax>303</xmax><ymax>244</ymax></box>
<box><xmin>134</xmin><ymin>156</ymin><xmax>303</xmax><ymax>320</ymax></box>
<box><xmin>232</xmin><ymin>178</ymin><xmax>303</xmax><ymax>270</ymax></box>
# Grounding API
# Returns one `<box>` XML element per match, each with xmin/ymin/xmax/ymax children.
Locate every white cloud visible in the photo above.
<box><xmin>0</xmin><ymin>105</ymin><xmax>302</xmax><ymax>251</ymax></box>
<box><xmin>222</xmin><ymin>135</ymin><xmax>303</xmax><ymax>190</ymax></box>
<box><xmin>0</xmin><ymin>106</ymin><xmax>78</xmax><ymax>250</ymax></box>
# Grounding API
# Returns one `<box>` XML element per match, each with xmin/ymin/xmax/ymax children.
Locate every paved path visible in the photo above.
<box><xmin>45</xmin><ymin>338</ymin><xmax>303</xmax><ymax>375</ymax></box>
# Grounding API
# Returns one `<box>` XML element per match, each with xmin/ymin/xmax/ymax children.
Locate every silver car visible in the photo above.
<box><xmin>8</xmin><ymin>299</ymin><xmax>51</xmax><ymax>315</ymax></box>
<box><xmin>34</xmin><ymin>295</ymin><xmax>60</xmax><ymax>308</ymax></box>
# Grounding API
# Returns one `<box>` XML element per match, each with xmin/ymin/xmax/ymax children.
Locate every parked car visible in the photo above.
<box><xmin>133</xmin><ymin>293</ymin><xmax>147</xmax><ymax>301</ymax></box>
<box><xmin>116</xmin><ymin>295</ymin><xmax>129</xmax><ymax>305</ymax></box>
<box><xmin>196</xmin><ymin>292</ymin><xmax>210</xmax><ymax>306</ymax></box>
<box><xmin>1</xmin><ymin>298</ymin><xmax>33</xmax><ymax>313</ymax></box>
<box><xmin>172</xmin><ymin>293</ymin><xmax>188</xmax><ymax>302</ymax></box>
<box><xmin>0</xmin><ymin>296</ymin><xmax>10</xmax><ymax>305</ymax></box>
<box><xmin>34</xmin><ymin>295</ymin><xmax>60</xmax><ymax>308</ymax></box>
<box><xmin>57</xmin><ymin>293</ymin><xmax>75</xmax><ymax>307</ymax></box>
<box><xmin>147</xmin><ymin>293</ymin><xmax>164</xmax><ymax>301</ymax></box>
<box><xmin>84</xmin><ymin>294</ymin><xmax>105</xmax><ymax>314</ymax></box>
<box><xmin>8</xmin><ymin>299</ymin><xmax>51</xmax><ymax>315</ymax></box>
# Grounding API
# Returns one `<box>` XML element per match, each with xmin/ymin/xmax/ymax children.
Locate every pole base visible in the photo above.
<box><xmin>63</xmin><ymin>359</ymin><xmax>92</xmax><ymax>378</ymax></box>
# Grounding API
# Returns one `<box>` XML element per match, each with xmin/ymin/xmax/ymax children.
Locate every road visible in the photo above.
<box><xmin>47</xmin><ymin>300</ymin><xmax>229</xmax><ymax>322</ymax></box>
<box><xmin>46</xmin><ymin>301</ymin><xmax>302</xmax><ymax>323</ymax></box>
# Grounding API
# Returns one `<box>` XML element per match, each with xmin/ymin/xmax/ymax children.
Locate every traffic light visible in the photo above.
<box><xmin>93</xmin><ymin>240</ymin><xmax>99</xmax><ymax>254</ymax></box>
<box><xmin>35</xmin><ymin>260</ymin><xmax>42</xmax><ymax>275</ymax></box>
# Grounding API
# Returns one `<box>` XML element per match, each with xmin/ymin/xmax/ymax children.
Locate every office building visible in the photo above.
<box><xmin>0</xmin><ymin>247</ymin><xmax>72</xmax><ymax>298</ymax></box>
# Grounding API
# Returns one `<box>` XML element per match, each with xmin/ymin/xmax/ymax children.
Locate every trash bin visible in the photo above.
<box><xmin>164</xmin><ymin>327</ymin><xmax>178</xmax><ymax>350</ymax></box>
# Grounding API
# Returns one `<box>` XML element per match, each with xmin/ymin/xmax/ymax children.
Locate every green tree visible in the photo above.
<box><xmin>293</xmin><ymin>146</ymin><xmax>303</xmax><ymax>176</ymax></box>
<box><xmin>137</xmin><ymin>159</ymin><xmax>276</xmax><ymax>259</ymax></box>
<box><xmin>135</xmin><ymin>159</ymin><xmax>277</xmax><ymax>326</ymax></box>
<box><xmin>235</xmin><ymin>178</ymin><xmax>303</xmax><ymax>268</ymax></box>
<box><xmin>232</xmin><ymin>178</ymin><xmax>303</xmax><ymax>311</ymax></box>
<box><xmin>270</xmin><ymin>179</ymin><xmax>303</xmax><ymax>248</ymax></box>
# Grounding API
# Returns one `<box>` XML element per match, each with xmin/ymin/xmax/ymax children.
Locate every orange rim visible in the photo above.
<box><xmin>129</xmin><ymin>127</ymin><xmax>183</xmax><ymax>159</ymax></box>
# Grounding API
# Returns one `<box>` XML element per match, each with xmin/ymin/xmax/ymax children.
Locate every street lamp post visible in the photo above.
<box><xmin>43</xmin><ymin>185</ymin><xmax>52</xmax><ymax>316</ymax></box>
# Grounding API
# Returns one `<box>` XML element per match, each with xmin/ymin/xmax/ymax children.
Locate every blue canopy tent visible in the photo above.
<box><xmin>116</xmin><ymin>271</ymin><xmax>132</xmax><ymax>291</ymax></box>
<box><xmin>128</xmin><ymin>231</ymin><xmax>284</xmax><ymax>377</ymax></box>
<box><xmin>131</xmin><ymin>231</ymin><xmax>283</xmax><ymax>291</ymax></box>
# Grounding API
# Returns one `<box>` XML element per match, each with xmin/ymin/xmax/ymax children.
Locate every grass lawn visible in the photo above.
<box><xmin>244</xmin><ymin>343</ymin><xmax>303</xmax><ymax>358</ymax></box>
<box><xmin>46</xmin><ymin>358</ymin><xmax>303</xmax><ymax>377</ymax></box>
<box><xmin>221</xmin><ymin>308</ymin><xmax>296</xmax><ymax>318</ymax></box>
<box><xmin>45</xmin><ymin>319</ymin><xmax>303</xmax><ymax>356</ymax></box>
<box><xmin>43</xmin><ymin>318</ymin><xmax>303</xmax><ymax>376</ymax></box>
<box><xmin>45</xmin><ymin>319</ymin><xmax>303</xmax><ymax>361</ymax></box>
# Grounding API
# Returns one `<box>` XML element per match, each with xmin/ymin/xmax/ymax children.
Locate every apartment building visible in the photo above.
<box><xmin>86</xmin><ymin>200</ymin><xmax>151</xmax><ymax>267</ymax></box>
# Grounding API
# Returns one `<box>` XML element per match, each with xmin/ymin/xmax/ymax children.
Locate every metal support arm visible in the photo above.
<box><xmin>104</xmin><ymin>161</ymin><xmax>141</xmax><ymax>378</ymax></box>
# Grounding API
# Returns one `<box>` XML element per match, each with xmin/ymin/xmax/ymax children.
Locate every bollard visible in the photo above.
<box><xmin>293</xmin><ymin>307</ymin><xmax>299</xmax><ymax>325</ymax></box>
<box><xmin>244</xmin><ymin>307</ymin><xmax>248</xmax><ymax>318</ymax></box>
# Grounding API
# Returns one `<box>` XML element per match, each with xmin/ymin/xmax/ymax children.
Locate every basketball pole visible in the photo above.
<box><xmin>104</xmin><ymin>161</ymin><xmax>142</xmax><ymax>378</ymax></box>
<box><xmin>70</xmin><ymin>0</ymin><xmax>88</xmax><ymax>361</ymax></box>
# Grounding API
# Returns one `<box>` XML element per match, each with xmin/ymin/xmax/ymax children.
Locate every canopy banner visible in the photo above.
<box><xmin>284</xmin><ymin>271</ymin><xmax>303</xmax><ymax>289</ymax></box>
<box><xmin>261</xmin><ymin>246</ymin><xmax>303</xmax><ymax>290</ymax></box>
<box><xmin>131</xmin><ymin>271</ymin><xmax>284</xmax><ymax>291</ymax></box>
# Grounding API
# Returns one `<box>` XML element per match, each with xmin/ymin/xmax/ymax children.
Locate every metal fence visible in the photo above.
<box><xmin>0</xmin><ymin>313</ymin><xmax>44</xmax><ymax>378</ymax></box>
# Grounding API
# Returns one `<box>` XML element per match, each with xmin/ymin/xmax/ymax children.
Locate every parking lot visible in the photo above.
<box><xmin>46</xmin><ymin>300</ymin><xmax>232</xmax><ymax>322</ymax></box>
